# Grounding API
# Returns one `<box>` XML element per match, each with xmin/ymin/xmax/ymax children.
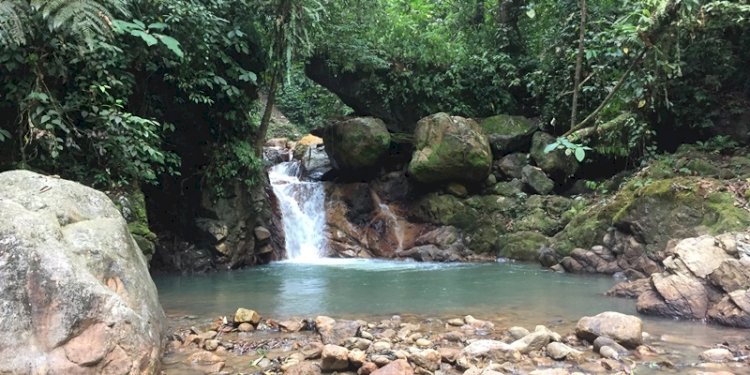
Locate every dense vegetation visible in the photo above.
<box><xmin>1</xmin><ymin>0</ymin><xmax>748</xmax><ymax>189</ymax></box>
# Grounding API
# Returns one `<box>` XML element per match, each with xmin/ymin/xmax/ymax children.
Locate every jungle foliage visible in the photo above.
<box><xmin>1</xmin><ymin>0</ymin><xmax>749</xmax><ymax>190</ymax></box>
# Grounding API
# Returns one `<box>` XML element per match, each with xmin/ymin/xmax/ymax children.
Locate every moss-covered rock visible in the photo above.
<box><xmin>112</xmin><ymin>188</ymin><xmax>157</xmax><ymax>262</ymax></box>
<box><xmin>497</xmin><ymin>231</ymin><xmax>550</xmax><ymax>261</ymax></box>
<box><xmin>411</xmin><ymin>193</ymin><xmax>481</xmax><ymax>230</ymax></box>
<box><xmin>479</xmin><ymin>115</ymin><xmax>537</xmax><ymax>157</ymax></box>
<box><xmin>323</xmin><ymin>117</ymin><xmax>390</xmax><ymax>171</ymax></box>
<box><xmin>408</xmin><ymin>113</ymin><xmax>492</xmax><ymax>185</ymax></box>
<box><xmin>522</xmin><ymin>165</ymin><xmax>554</xmax><ymax>195</ymax></box>
<box><xmin>513</xmin><ymin>195</ymin><xmax>574</xmax><ymax>236</ymax></box>
<box><xmin>553</xmin><ymin>176</ymin><xmax>750</xmax><ymax>255</ymax></box>
<box><xmin>490</xmin><ymin>179</ymin><xmax>525</xmax><ymax>197</ymax></box>
<box><xmin>530</xmin><ymin>132</ymin><xmax>579</xmax><ymax>181</ymax></box>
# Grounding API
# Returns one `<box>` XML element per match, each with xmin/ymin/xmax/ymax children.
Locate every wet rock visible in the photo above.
<box><xmin>437</xmin><ymin>347</ymin><xmax>462</xmax><ymax>363</ymax></box>
<box><xmin>699</xmin><ymin>348</ymin><xmax>734</xmax><ymax>362</ymax></box>
<box><xmin>545</xmin><ymin>342</ymin><xmax>579</xmax><ymax>360</ymax></box>
<box><xmin>599</xmin><ymin>345</ymin><xmax>620</xmax><ymax>360</ymax></box>
<box><xmin>638</xmin><ymin>273</ymin><xmax>709</xmax><ymax>319</ymax></box>
<box><xmin>709</xmin><ymin>259</ymin><xmax>750</xmax><ymax>293</ymax></box>
<box><xmin>463</xmin><ymin>340</ymin><xmax>511</xmax><ymax>358</ymax></box>
<box><xmin>607</xmin><ymin>279</ymin><xmax>652</xmax><ymax>299</ymax></box>
<box><xmin>509</xmin><ymin>330</ymin><xmax>551</xmax><ymax>353</ymax></box>
<box><xmin>416</xmin><ymin>338</ymin><xmax>432</xmax><ymax>347</ymax></box>
<box><xmin>522</xmin><ymin>165</ymin><xmax>555</xmax><ymax>195</ymax></box>
<box><xmin>708</xmin><ymin>292</ymin><xmax>750</xmax><ymax>328</ymax></box>
<box><xmin>238</xmin><ymin>322</ymin><xmax>254</xmax><ymax>332</ymax></box>
<box><xmin>188</xmin><ymin>351</ymin><xmax>225</xmax><ymax>373</ymax></box>
<box><xmin>321</xmin><ymin>344</ymin><xmax>350</xmax><ymax>371</ymax></box>
<box><xmin>254</xmin><ymin>226</ymin><xmax>272</xmax><ymax>241</ymax></box>
<box><xmin>372</xmin><ymin>359</ymin><xmax>414</xmax><ymax>375</ymax></box>
<box><xmin>408</xmin><ymin>112</ymin><xmax>493</xmax><ymax>185</ymax></box>
<box><xmin>0</xmin><ymin>170</ymin><xmax>166</xmax><ymax>375</ymax></box>
<box><xmin>593</xmin><ymin>336</ymin><xmax>628</xmax><ymax>355</ymax></box>
<box><xmin>204</xmin><ymin>339</ymin><xmax>219</xmax><ymax>351</ymax></box>
<box><xmin>285</xmin><ymin>361</ymin><xmax>322</xmax><ymax>375</ymax></box>
<box><xmin>346</xmin><ymin>337</ymin><xmax>373</xmax><ymax>351</ymax></box>
<box><xmin>316</xmin><ymin>316</ymin><xmax>362</xmax><ymax>345</ymax></box>
<box><xmin>235</xmin><ymin>308</ymin><xmax>261</xmax><ymax>325</ymax></box>
<box><xmin>575</xmin><ymin>312</ymin><xmax>643</xmax><ymax>348</ymax></box>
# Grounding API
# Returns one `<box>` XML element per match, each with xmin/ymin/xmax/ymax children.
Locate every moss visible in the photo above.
<box><xmin>703</xmin><ymin>192</ymin><xmax>750</xmax><ymax>234</ymax></box>
<box><xmin>480</xmin><ymin>115</ymin><xmax>534</xmax><ymax>135</ymax></box>
<box><xmin>497</xmin><ymin>231</ymin><xmax>549</xmax><ymax>261</ymax></box>
<box><xmin>745</xmin><ymin>188</ymin><xmax>750</xmax><ymax>201</ymax></box>
<box><xmin>412</xmin><ymin>193</ymin><xmax>480</xmax><ymax>230</ymax></box>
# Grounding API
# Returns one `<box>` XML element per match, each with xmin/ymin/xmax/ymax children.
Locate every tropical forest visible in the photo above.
<box><xmin>1</xmin><ymin>0</ymin><xmax>750</xmax><ymax>374</ymax></box>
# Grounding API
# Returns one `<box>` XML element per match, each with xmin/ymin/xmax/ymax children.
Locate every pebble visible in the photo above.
<box><xmin>416</xmin><ymin>338</ymin><xmax>432</xmax><ymax>347</ymax></box>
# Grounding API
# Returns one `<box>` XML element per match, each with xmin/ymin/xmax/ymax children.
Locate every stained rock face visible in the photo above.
<box><xmin>0</xmin><ymin>170</ymin><xmax>166</xmax><ymax>374</ymax></box>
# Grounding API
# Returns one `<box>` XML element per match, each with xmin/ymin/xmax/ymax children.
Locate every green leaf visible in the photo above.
<box><xmin>574</xmin><ymin>148</ymin><xmax>586</xmax><ymax>162</ymax></box>
<box><xmin>0</xmin><ymin>129</ymin><xmax>11</xmax><ymax>142</ymax></box>
<box><xmin>135</xmin><ymin>31</ymin><xmax>158</xmax><ymax>46</ymax></box>
<box><xmin>148</xmin><ymin>22</ymin><xmax>168</xmax><ymax>31</ymax></box>
<box><xmin>543</xmin><ymin>142</ymin><xmax>559</xmax><ymax>154</ymax></box>
<box><xmin>526</xmin><ymin>8</ymin><xmax>536</xmax><ymax>19</ymax></box>
<box><xmin>155</xmin><ymin>34</ymin><xmax>184</xmax><ymax>58</ymax></box>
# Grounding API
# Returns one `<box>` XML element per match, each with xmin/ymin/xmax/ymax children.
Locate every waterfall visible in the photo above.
<box><xmin>269</xmin><ymin>161</ymin><xmax>327</xmax><ymax>260</ymax></box>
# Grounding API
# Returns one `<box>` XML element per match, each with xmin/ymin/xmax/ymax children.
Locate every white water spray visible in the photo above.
<box><xmin>269</xmin><ymin>161</ymin><xmax>327</xmax><ymax>260</ymax></box>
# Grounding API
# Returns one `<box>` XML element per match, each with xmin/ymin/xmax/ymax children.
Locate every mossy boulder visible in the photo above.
<box><xmin>411</xmin><ymin>193</ymin><xmax>481</xmax><ymax>230</ymax></box>
<box><xmin>522</xmin><ymin>165</ymin><xmax>554</xmax><ymax>195</ymax></box>
<box><xmin>479</xmin><ymin>115</ymin><xmax>537</xmax><ymax>157</ymax></box>
<box><xmin>408</xmin><ymin>113</ymin><xmax>492</xmax><ymax>185</ymax></box>
<box><xmin>553</xmin><ymin>176</ymin><xmax>750</xmax><ymax>255</ymax></box>
<box><xmin>530</xmin><ymin>132</ymin><xmax>579</xmax><ymax>182</ymax></box>
<box><xmin>494</xmin><ymin>153</ymin><xmax>529</xmax><ymax>180</ymax></box>
<box><xmin>323</xmin><ymin>117</ymin><xmax>390</xmax><ymax>171</ymax></box>
<box><xmin>513</xmin><ymin>195</ymin><xmax>574</xmax><ymax>236</ymax></box>
<box><xmin>497</xmin><ymin>231</ymin><xmax>550</xmax><ymax>261</ymax></box>
<box><xmin>112</xmin><ymin>188</ymin><xmax>157</xmax><ymax>262</ymax></box>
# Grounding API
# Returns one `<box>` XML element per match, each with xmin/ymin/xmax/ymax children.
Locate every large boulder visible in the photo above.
<box><xmin>322</xmin><ymin>117</ymin><xmax>391</xmax><ymax>172</ymax></box>
<box><xmin>575</xmin><ymin>312</ymin><xmax>643</xmax><ymax>348</ymax></box>
<box><xmin>530</xmin><ymin>132</ymin><xmax>579</xmax><ymax>181</ymax></box>
<box><xmin>408</xmin><ymin>112</ymin><xmax>492</xmax><ymax>185</ymax></box>
<box><xmin>479</xmin><ymin>115</ymin><xmax>538</xmax><ymax>157</ymax></box>
<box><xmin>0</xmin><ymin>170</ymin><xmax>166</xmax><ymax>374</ymax></box>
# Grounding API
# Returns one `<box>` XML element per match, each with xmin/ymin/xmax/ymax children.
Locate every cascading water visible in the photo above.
<box><xmin>269</xmin><ymin>160</ymin><xmax>327</xmax><ymax>261</ymax></box>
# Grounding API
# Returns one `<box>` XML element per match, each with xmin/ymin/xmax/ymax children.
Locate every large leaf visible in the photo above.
<box><xmin>156</xmin><ymin>34</ymin><xmax>184</xmax><ymax>58</ymax></box>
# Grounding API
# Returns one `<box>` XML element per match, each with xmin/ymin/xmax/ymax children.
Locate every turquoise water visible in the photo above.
<box><xmin>154</xmin><ymin>259</ymin><xmax>635</xmax><ymax>322</ymax></box>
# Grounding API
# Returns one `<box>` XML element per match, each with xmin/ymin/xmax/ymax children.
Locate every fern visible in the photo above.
<box><xmin>0</xmin><ymin>0</ymin><xmax>128</xmax><ymax>47</ymax></box>
<box><xmin>0</xmin><ymin>1</ymin><xmax>27</xmax><ymax>46</ymax></box>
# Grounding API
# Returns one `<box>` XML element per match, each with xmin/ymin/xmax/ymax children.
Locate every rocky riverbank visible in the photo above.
<box><xmin>162</xmin><ymin>310</ymin><xmax>749</xmax><ymax>375</ymax></box>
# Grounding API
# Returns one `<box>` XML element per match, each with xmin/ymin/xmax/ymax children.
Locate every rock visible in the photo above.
<box><xmin>437</xmin><ymin>347</ymin><xmax>462</xmax><ymax>363</ymax></box>
<box><xmin>508</xmin><ymin>326</ymin><xmax>530</xmax><ymax>340</ymax></box>
<box><xmin>529</xmin><ymin>369</ymin><xmax>570</xmax><ymax>375</ymax></box>
<box><xmin>522</xmin><ymin>165</ymin><xmax>555</xmax><ymax>195</ymax></box>
<box><xmin>301</xmin><ymin>144</ymin><xmax>332</xmax><ymax>180</ymax></box>
<box><xmin>372</xmin><ymin>341</ymin><xmax>393</xmax><ymax>353</ymax></box>
<box><xmin>238</xmin><ymin>322</ymin><xmax>255</xmax><ymax>332</ymax></box>
<box><xmin>410</xmin><ymin>349</ymin><xmax>441</xmax><ymax>371</ymax></box>
<box><xmin>575</xmin><ymin>312</ymin><xmax>643</xmax><ymax>348</ymax></box>
<box><xmin>348</xmin><ymin>348</ymin><xmax>367</xmax><ymax>367</ymax></box>
<box><xmin>599</xmin><ymin>346</ymin><xmax>620</xmax><ymax>360</ymax></box>
<box><xmin>188</xmin><ymin>351</ymin><xmax>225</xmax><ymax>373</ymax></box>
<box><xmin>285</xmin><ymin>361</ymin><xmax>322</xmax><ymax>375</ymax></box>
<box><xmin>592</xmin><ymin>336</ymin><xmax>628</xmax><ymax>355</ymax></box>
<box><xmin>345</xmin><ymin>337</ymin><xmax>373</xmax><ymax>351</ymax></box>
<box><xmin>235</xmin><ymin>308</ymin><xmax>261</xmax><ymax>325</ymax></box>
<box><xmin>640</xmin><ymin>273</ymin><xmax>709</xmax><ymax>319</ymax></box>
<box><xmin>709</xmin><ymin>259</ymin><xmax>750</xmax><ymax>293</ymax></box>
<box><xmin>254</xmin><ymin>226</ymin><xmax>272</xmax><ymax>241</ymax></box>
<box><xmin>316</xmin><ymin>316</ymin><xmax>362</xmax><ymax>345</ymax></box>
<box><xmin>480</xmin><ymin>114</ymin><xmax>537</xmax><ymax>157</ymax></box>
<box><xmin>323</xmin><ymin>117</ymin><xmax>390</xmax><ymax>171</ymax></box>
<box><xmin>462</xmin><ymin>340</ymin><xmax>511</xmax><ymax>358</ymax></box>
<box><xmin>293</xmin><ymin>134</ymin><xmax>324</xmax><ymax>159</ymax></box>
<box><xmin>0</xmin><ymin>170</ymin><xmax>165</xmax><ymax>375</ymax></box>
<box><xmin>672</xmin><ymin>235</ymin><xmax>733</xmax><ymax>278</ymax></box>
<box><xmin>302</xmin><ymin>342</ymin><xmax>324</xmax><ymax>359</ymax></box>
<box><xmin>546</xmin><ymin>342</ymin><xmax>578</xmax><ymax>360</ymax></box>
<box><xmin>607</xmin><ymin>279</ymin><xmax>652</xmax><ymax>299</ymax></box>
<box><xmin>509</xmin><ymin>331</ymin><xmax>551</xmax><ymax>353</ymax></box>
<box><xmin>321</xmin><ymin>344</ymin><xmax>350</xmax><ymax>371</ymax></box>
<box><xmin>530</xmin><ymin>132</ymin><xmax>579</xmax><ymax>181</ymax></box>
<box><xmin>708</xmin><ymin>293</ymin><xmax>750</xmax><ymax>328</ymax></box>
<box><xmin>204</xmin><ymin>339</ymin><xmax>220</xmax><ymax>351</ymax></box>
<box><xmin>496</xmin><ymin>231</ymin><xmax>550</xmax><ymax>261</ymax></box>
<box><xmin>699</xmin><ymin>348</ymin><xmax>734</xmax><ymax>362</ymax></box>
<box><xmin>359</xmin><ymin>362</ymin><xmax>379</xmax><ymax>375</ymax></box>
<box><xmin>408</xmin><ymin>112</ymin><xmax>493</xmax><ymax>184</ymax></box>
<box><xmin>447</xmin><ymin>318</ymin><xmax>466</xmax><ymax>327</ymax></box>
<box><xmin>372</xmin><ymin>359</ymin><xmax>414</xmax><ymax>375</ymax></box>
<box><xmin>415</xmin><ymin>338</ymin><xmax>432</xmax><ymax>347</ymax></box>
<box><xmin>495</xmin><ymin>153</ymin><xmax>529</xmax><ymax>180</ymax></box>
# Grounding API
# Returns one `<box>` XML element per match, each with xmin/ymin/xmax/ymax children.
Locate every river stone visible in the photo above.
<box><xmin>371</xmin><ymin>359</ymin><xmax>413</xmax><ymax>375</ymax></box>
<box><xmin>316</xmin><ymin>316</ymin><xmax>362</xmax><ymax>345</ymax></box>
<box><xmin>480</xmin><ymin>114</ymin><xmax>537</xmax><ymax>157</ymax></box>
<box><xmin>593</xmin><ymin>336</ymin><xmax>628</xmax><ymax>355</ymax></box>
<box><xmin>709</xmin><ymin>259</ymin><xmax>750</xmax><ymax>293</ymax></box>
<box><xmin>673</xmin><ymin>235</ymin><xmax>733</xmax><ymax>278</ymax></box>
<box><xmin>508</xmin><ymin>326</ymin><xmax>530</xmax><ymax>340</ymax></box>
<box><xmin>321</xmin><ymin>344</ymin><xmax>349</xmax><ymax>371</ymax></box>
<box><xmin>408</xmin><ymin>112</ymin><xmax>492</xmax><ymax>185</ymax></box>
<box><xmin>0</xmin><ymin>170</ymin><xmax>166</xmax><ymax>375</ymax></box>
<box><xmin>575</xmin><ymin>312</ymin><xmax>643</xmax><ymax>348</ymax></box>
<box><xmin>509</xmin><ymin>331</ymin><xmax>551</xmax><ymax>353</ymax></box>
<box><xmin>188</xmin><ymin>351</ymin><xmax>225</xmax><ymax>373</ymax></box>
<box><xmin>235</xmin><ymin>308</ymin><xmax>261</xmax><ymax>325</ymax></box>
<box><xmin>699</xmin><ymin>348</ymin><xmax>734</xmax><ymax>362</ymax></box>
<box><xmin>494</xmin><ymin>153</ymin><xmax>528</xmax><ymax>180</ymax></box>
<box><xmin>410</xmin><ymin>349</ymin><xmax>441</xmax><ymax>371</ymax></box>
<box><xmin>522</xmin><ymin>165</ymin><xmax>555</xmax><ymax>195</ymax></box>
<box><xmin>599</xmin><ymin>345</ymin><xmax>620</xmax><ymax>360</ymax></box>
<box><xmin>463</xmin><ymin>340</ymin><xmax>511</xmax><ymax>358</ymax></box>
<box><xmin>286</xmin><ymin>361</ymin><xmax>323</xmax><ymax>375</ymax></box>
<box><xmin>348</xmin><ymin>348</ymin><xmax>367</xmax><ymax>367</ymax></box>
<box><xmin>302</xmin><ymin>342</ymin><xmax>324</xmax><ymax>359</ymax></box>
<box><xmin>323</xmin><ymin>117</ymin><xmax>391</xmax><ymax>171</ymax></box>
<box><xmin>546</xmin><ymin>342</ymin><xmax>578</xmax><ymax>360</ymax></box>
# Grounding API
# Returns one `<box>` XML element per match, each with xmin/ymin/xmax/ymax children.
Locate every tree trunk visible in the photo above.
<box><xmin>570</xmin><ymin>0</ymin><xmax>586</xmax><ymax>129</ymax></box>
